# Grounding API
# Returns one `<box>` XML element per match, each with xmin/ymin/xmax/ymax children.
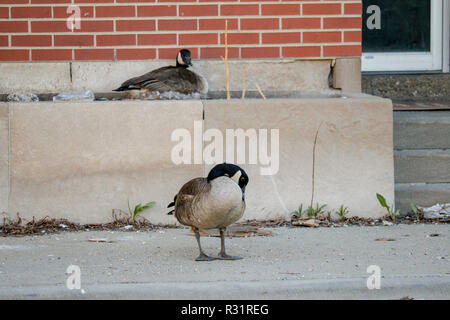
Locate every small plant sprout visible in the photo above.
<box><xmin>376</xmin><ymin>193</ymin><xmax>400</xmax><ymax>221</ymax></box>
<box><xmin>292</xmin><ymin>203</ymin><xmax>327</xmax><ymax>219</ymax></box>
<box><xmin>327</xmin><ymin>211</ymin><xmax>332</xmax><ymax>221</ymax></box>
<box><xmin>336</xmin><ymin>205</ymin><xmax>349</xmax><ymax>222</ymax></box>
<box><xmin>409</xmin><ymin>201</ymin><xmax>421</xmax><ymax>221</ymax></box>
<box><xmin>128</xmin><ymin>200</ymin><xmax>156</xmax><ymax>222</ymax></box>
<box><xmin>305</xmin><ymin>203</ymin><xmax>327</xmax><ymax>218</ymax></box>
<box><xmin>291</xmin><ymin>204</ymin><xmax>304</xmax><ymax>219</ymax></box>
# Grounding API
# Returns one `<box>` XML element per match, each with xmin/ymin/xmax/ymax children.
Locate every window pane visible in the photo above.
<box><xmin>362</xmin><ymin>0</ymin><xmax>431</xmax><ymax>52</ymax></box>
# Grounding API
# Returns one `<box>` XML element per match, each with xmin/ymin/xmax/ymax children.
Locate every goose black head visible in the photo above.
<box><xmin>176</xmin><ymin>49</ymin><xmax>192</xmax><ymax>68</ymax></box>
<box><xmin>207</xmin><ymin>163</ymin><xmax>249</xmax><ymax>198</ymax></box>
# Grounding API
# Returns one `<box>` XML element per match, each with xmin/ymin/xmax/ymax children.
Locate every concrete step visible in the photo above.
<box><xmin>394</xmin><ymin>111</ymin><xmax>450</xmax><ymax>149</ymax></box>
<box><xmin>395</xmin><ymin>183</ymin><xmax>450</xmax><ymax>213</ymax></box>
<box><xmin>394</xmin><ymin>149</ymin><xmax>450</xmax><ymax>183</ymax></box>
<box><xmin>2</xmin><ymin>276</ymin><xmax>449</xmax><ymax>300</ymax></box>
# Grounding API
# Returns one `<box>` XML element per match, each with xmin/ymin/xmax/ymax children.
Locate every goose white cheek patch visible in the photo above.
<box><xmin>177</xmin><ymin>53</ymin><xmax>184</xmax><ymax>65</ymax></box>
<box><xmin>230</xmin><ymin>170</ymin><xmax>242</xmax><ymax>184</ymax></box>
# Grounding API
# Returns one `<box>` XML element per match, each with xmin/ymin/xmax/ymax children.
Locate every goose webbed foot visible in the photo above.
<box><xmin>217</xmin><ymin>252</ymin><xmax>243</xmax><ymax>260</ymax></box>
<box><xmin>195</xmin><ymin>253</ymin><xmax>217</xmax><ymax>262</ymax></box>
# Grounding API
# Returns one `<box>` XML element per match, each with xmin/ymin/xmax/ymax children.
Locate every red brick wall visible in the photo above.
<box><xmin>0</xmin><ymin>0</ymin><xmax>362</xmax><ymax>62</ymax></box>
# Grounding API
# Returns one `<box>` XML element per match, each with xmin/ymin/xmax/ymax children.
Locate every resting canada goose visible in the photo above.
<box><xmin>168</xmin><ymin>163</ymin><xmax>249</xmax><ymax>261</ymax></box>
<box><xmin>113</xmin><ymin>49</ymin><xmax>207</xmax><ymax>97</ymax></box>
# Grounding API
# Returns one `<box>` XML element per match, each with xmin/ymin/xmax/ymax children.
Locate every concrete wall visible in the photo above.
<box><xmin>0</xmin><ymin>103</ymin><xmax>8</xmax><ymax>214</ymax></box>
<box><xmin>8</xmin><ymin>100</ymin><xmax>203</xmax><ymax>225</ymax></box>
<box><xmin>0</xmin><ymin>59</ymin><xmax>333</xmax><ymax>95</ymax></box>
<box><xmin>0</xmin><ymin>95</ymin><xmax>393</xmax><ymax>224</ymax></box>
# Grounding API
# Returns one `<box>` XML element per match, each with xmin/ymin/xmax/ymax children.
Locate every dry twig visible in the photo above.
<box><xmin>242</xmin><ymin>65</ymin><xmax>246</xmax><ymax>99</ymax></box>
<box><xmin>255</xmin><ymin>83</ymin><xmax>266</xmax><ymax>100</ymax></box>
<box><xmin>224</xmin><ymin>19</ymin><xmax>230</xmax><ymax>100</ymax></box>
<box><xmin>310</xmin><ymin>122</ymin><xmax>323</xmax><ymax>209</ymax></box>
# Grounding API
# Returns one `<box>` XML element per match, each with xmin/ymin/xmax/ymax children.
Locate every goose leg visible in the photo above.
<box><xmin>217</xmin><ymin>228</ymin><xmax>243</xmax><ymax>260</ymax></box>
<box><xmin>193</xmin><ymin>228</ymin><xmax>216</xmax><ymax>262</ymax></box>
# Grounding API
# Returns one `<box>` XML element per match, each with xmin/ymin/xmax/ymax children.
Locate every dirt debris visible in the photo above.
<box><xmin>0</xmin><ymin>211</ymin><xmax>174</xmax><ymax>237</ymax></box>
<box><xmin>1</xmin><ymin>210</ymin><xmax>448</xmax><ymax>237</ymax></box>
<box><xmin>289</xmin><ymin>212</ymin><xmax>450</xmax><ymax>228</ymax></box>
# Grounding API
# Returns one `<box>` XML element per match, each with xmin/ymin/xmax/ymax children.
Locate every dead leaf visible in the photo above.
<box><xmin>88</xmin><ymin>238</ymin><xmax>114</xmax><ymax>243</ymax></box>
<box><xmin>291</xmin><ymin>218</ymin><xmax>319</xmax><ymax>228</ymax></box>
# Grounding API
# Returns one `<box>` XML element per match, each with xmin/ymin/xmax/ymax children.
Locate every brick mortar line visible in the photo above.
<box><xmin>1</xmin><ymin>14</ymin><xmax>362</xmax><ymax>20</ymax></box>
<box><xmin>5</xmin><ymin>45</ymin><xmax>362</xmax><ymax>49</ymax></box>
<box><xmin>1</xmin><ymin>28</ymin><xmax>362</xmax><ymax>33</ymax></box>
<box><xmin>8</xmin><ymin>43</ymin><xmax>361</xmax><ymax>50</ymax></box>
<box><xmin>1</xmin><ymin>28</ymin><xmax>362</xmax><ymax>35</ymax></box>
<box><xmin>0</xmin><ymin>1</ymin><xmax>360</xmax><ymax>4</ymax></box>
<box><xmin>0</xmin><ymin>57</ymin><xmax>357</xmax><ymax>62</ymax></box>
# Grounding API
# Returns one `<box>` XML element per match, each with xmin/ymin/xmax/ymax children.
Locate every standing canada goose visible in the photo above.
<box><xmin>168</xmin><ymin>163</ymin><xmax>249</xmax><ymax>261</ymax></box>
<box><xmin>113</xmin><ymin>49</ymin><xmax>208</xmax><ymax>97</ymax></box>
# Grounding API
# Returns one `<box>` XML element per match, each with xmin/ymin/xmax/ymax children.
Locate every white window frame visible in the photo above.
<box><xmin>362</xmin><ymin>0</ymin><xmax>443</xmax><ymax>72</ymax></box>
<box><xmin>443</xmin><ymin>0</ymin><xmax>449</xmax><ymax>72</ymax></box>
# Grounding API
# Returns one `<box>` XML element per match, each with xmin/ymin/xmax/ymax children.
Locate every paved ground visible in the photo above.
<box><xmin>0</xmin><ymin>224</ymin><xmax>449</xmax><ymax>299</ymax></box>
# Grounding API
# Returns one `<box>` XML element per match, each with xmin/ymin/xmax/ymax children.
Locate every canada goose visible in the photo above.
<box><xmin>168</xmin><ymin>163</ymin><xmax>249</xmax><ymax>261</ymax></box>
<box><xmin>113</xmin><ymin>49</ymin><xmax>208</xmax><ymax>97</ymax></box>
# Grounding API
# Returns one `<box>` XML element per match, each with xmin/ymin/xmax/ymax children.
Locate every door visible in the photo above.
<box><xmin>362</xmin><ymin>0</ymin><xmax>443</xmax><ymax>72</ymax></box>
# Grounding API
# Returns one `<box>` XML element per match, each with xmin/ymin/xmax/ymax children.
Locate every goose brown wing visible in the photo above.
<box><xmin>140</xmin><ymin>67</ymin><xmax>202</xmax><ymax>93</ymax></box>
<box><xmin>174</xmin><ymin>177</ymin><xmax>211</xmax><ymax>224</ymax></box>
<box><xmin>115</xmin><ymin>66</ymin><xmax>201</xmax><ymax>93</ymax></box>
<box><xmin>173</xmin><ymin>68</ymin><xmax>204</xmax><ymax>93</ymax></box>
<box><xmin>114</xmin><ymin>66</ymin><xmax>175</xmax><ymax>92</ymax></box>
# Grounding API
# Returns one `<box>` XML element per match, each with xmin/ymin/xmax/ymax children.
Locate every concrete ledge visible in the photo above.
<box><xmin>1</xmin><ymin>95</ymin><xmax>393</xmax><ymax>223</ymax></box>
<box><xmin>0</xmin><ymin>63</ymin><xmax>72</xmax><ymax>94</ymax></box>
<box><xmin>332</xmin><ymin>58</ymin><xmax>361</xmax><ymax>93</ymax></box>
<box><xmin>73</xmin><ymin>60</ymin><xmax>332</xmax><ymax>93</ymax></box>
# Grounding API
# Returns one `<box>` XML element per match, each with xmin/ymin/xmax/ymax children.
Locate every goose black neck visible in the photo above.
<box><xmin>176</xmin><ymin>62</ymin><xmax>189</xmax><ymax>68</ymax></box>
